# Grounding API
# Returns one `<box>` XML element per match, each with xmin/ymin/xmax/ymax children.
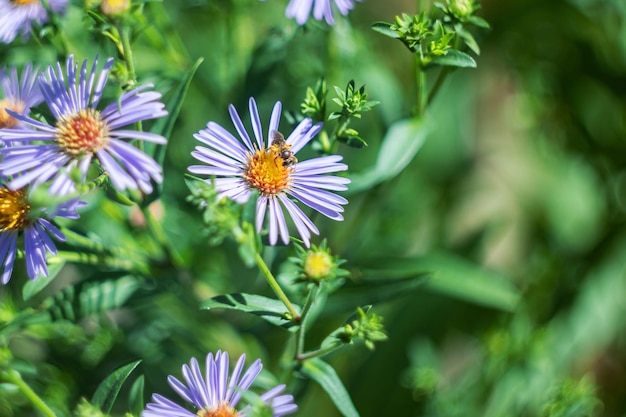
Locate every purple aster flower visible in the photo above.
<box><xmin>143</xmin><ymin>350</ymin><xmax>297</xmax><ymax>417</ymax></box>
<box><xmin>189</xmin><ymin>97</ymin><xmax>350</xmax><ymax>247</ymax></box>
<box><xmin>0</xmin><ymin>180</ymin><xmax>82</xmax><ymax>284</ymax></box>
<box><xmin>0</xmin><ymin>55</ymin><xmax>168</xmax><ymax>196</ymax></box>
<box><xmin>0</xmin><ymin>0</ymin><xmax>69</xmax><ymax>44</ymax></box>
<box><xmin>265</xmin><ymin>0</ymin><xmax>362</xmax><ymax>25</ymax></box>
<box><xmin>0</xmin><ymin>64</ymin><xmax>43</xmax><ymax>129</ymax></box>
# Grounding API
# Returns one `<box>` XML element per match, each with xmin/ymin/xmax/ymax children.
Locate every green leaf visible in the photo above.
<box><xmin>184</xmin><ymin>173</ymin><xmax>207</xmax><ymax>194</ymax></box>
<box><xmin>301</xmin><ymin>358</ymin><xmax>360</xmax><ymax>417</ymax></box>
<box><xmin>353</xmin><ymin>252</ymin><xmax>521</xmax><ymax>312</ymax></box>
<box><xmin>143</xmin><ymin>57</ymin><xmax>204</xmax><ymax>206</ymax></box>
<box><xmin>200</xmin><ymin>293</ymin><xmax>300</xmax><ymax>331</ymax></box>
<box><xmin>429</xmin><ymin>49</ymin><xmax>477</xmax><ymax>68</ymax></box>
<box><xmin>456</xmin><ymin>26</ymin><xmax>481</xmax><ymax>55</ymax></box>
<box><xmin>43</xmin><ymin>275</ymin><xmax>140</xmax><ymax>322</ymax></box>
<box><xmin>22</xmin><ymin>260</ymin><xmax>66</xmax><ymax>301</ymax></box>
<box><xmin>92</xmin><ymin>360</ymin><xmax>141</xmax><ymax>414</ymax></box>
<box><xmin>467</xmin><ymin>15</ymin><xmax>491</xmax><ymax>29</ymax></box>
<box><xmin>349</xmin><ymin>118</ymin><xmax>428</xmax><ymax>193</ymax></box>
<box><xmin>371</xmin><ymin>22</ymin><xmax>400</xmax><ymax>39</ymax></box>
<box><xmin>129</xmin><ymin>375</ymin><xmax>145</xmax><ymax>417</ymax></box>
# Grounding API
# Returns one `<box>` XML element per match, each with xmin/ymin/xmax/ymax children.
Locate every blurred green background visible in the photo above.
<box><xmin>2</xmin><ymin>0</ymin><xmax>626</xmax><ymax>416</ymax></box>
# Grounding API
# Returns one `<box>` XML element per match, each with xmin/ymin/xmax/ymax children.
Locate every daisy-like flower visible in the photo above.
<box><xmin>0</xmin><ymin>0</ymin><xmax>69</xmax><ymax>44</ymax></box>
<box><xmin>189</xmin><ymin>97</ymin><xmax>350</xmax><ymax>247</ymax></box>
<box><xmin>0</xmin><ymin>55</ymin><xmax>168</xmax><ymax>196</ymax></box>
<box><xmin>0</xmin><ymin>180</ymin><xmax>82</xmax><ymax>284</ymax></box>
<box><xmin>143</xmin><ymin>350</ymin><xmax>297</xmax><ymax>417</ymax></box>
<box><xmin>0</xmin><ymin>64</ymin><xmax>43</xmax><ymax>129</ymax></box>
<box><xmin>266</xmin><ymin>0</ymin><xmax>362</xmax><ymax>25</ymax></box>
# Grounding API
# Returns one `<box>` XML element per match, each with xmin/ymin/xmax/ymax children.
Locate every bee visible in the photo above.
<box><xmin>270</xmin><ymin>130</ymin><xmax>297</xmax><ymax>167</ymax></box>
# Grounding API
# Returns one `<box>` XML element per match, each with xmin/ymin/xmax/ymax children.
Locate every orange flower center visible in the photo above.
<box><xmin>55</xmin><ymin>108</ymin><xmax>110</xmax><ymax>156</ymax></box>
<box><xmin>243</xmin><ymin>146</ymin><xmax>293</xmax><ymax>196</ymax></box>
<box><xmin>0</xmin><ymin>188</ymin><xmax>30</xmax><ymax>231</ymax></box>
<box><xmin>197</xmin><ymin>403</ymin><xmax>240</xmax><ymax>417</ymax></box>
<box><xmin>0</xmin><ymin>99</ymin><xmax>25</xmax><ymax>129</ymax></box>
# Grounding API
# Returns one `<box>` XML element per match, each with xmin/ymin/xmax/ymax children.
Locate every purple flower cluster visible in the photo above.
<box><xmin>0</xmin><ymin>56</ymin><xmax>169</xmax><ymax>283</ymax></box>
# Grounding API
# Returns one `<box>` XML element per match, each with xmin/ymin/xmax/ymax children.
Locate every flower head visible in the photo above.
<box><xmin>0</xmin><ymin>0</ymin><xmax>69</xmax><ymax>44</ymax></box>
<box><xmin>189</xmin><ymin>97</ymin><xmax>350</xmax><ymax>247</ymax></box>
<box><xmin>282</xmin><ymin>0</ymin><xmax>363</xmax><ymax>25</ymax></box>
<box><xmin>0</xmin><ymin>55</ymin><xmax>168</xmax><ymax>195</ymax></box>
<box><xmin>0</xmin><ymin>64</ymin><xmax>43</xmax><ymax>129</ymax></box>
<box><xmin>0</xmin><ymin>180</ymin><xmax>82</xmax><ymax>284</ymax></box>
<box><xmin>143</xmin><ymin>350</ymin><xmax>297</xmax><ymax>417</ymax></box>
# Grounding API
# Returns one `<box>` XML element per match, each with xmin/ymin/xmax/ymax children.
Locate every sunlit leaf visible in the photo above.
<box><xmin>92</xmin><ymin>360</ymin><xmax>141</xmax><ymax>414</ymax></box>
<box><xmin>200</xmin><ymin>293</ymin><xmax>300</xmax><ymax>331</ymax></box>
<box><xmin>429</xmin><ymin>49</ymin><xmax>476</xmax><ymax>68</ymax></box>
<box><xmin>371</xmin><ymin>22</ymin><xmax>401</xmax><ymax>39</ymax></box>
<box><xmin>301</xmin><ymin>358</ymin><xmax>360</xmax><ymax>417</ymax></box>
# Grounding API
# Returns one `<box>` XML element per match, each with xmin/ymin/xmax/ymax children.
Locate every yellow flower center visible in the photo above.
<box><xmin>197</xmin><ymin>403</ymin><xmax>240</xmax><ymax>417</ymax></box>
<box><xmin>0</xmin><ymin>99</ymin><xmax>25</xmax><ymax>129</ymax></box>
<box><xmin>10</xmin><ymin>0</ymin><xmax>39</xmax><ymax>5</ymax></box>
<box><xmin>243</xmin><ymin>147</ymin><xmax>293</xmax><ymax>196</ymax></box>
<box><xmin>304</xmin><ymin>251</ymin><xmax>333</xmax><ymax>280</ymax></box>
<box><xmin>0</xmin><ymin>188</ymin><xmax>30</xmax><ymax>232</ymax></box>
<box><xmin>55</xmin><ymin>108</ymin><xmax>110</xmax><ymax>156</ymax></box>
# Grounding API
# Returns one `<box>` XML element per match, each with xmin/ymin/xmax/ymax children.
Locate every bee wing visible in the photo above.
<box><xmin>271</xmin><ymin>130</ymin><xmax>285</xmax><ymax>145</ymax></box>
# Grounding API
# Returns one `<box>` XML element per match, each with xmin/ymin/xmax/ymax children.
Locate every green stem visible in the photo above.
<box><xmin>427</xmin><ymin>67</ymin><xmax>451</xmax><ymax>105</ymax></box>
<box><xmin>1</xmin><ymin>370</ymin><xmax>57</xmax><ymax>417</ymax></box>
<box><xmin>415</xmin><ymin>58</ymin><xmax>427</xmax><ymax>117</ymax></box>
<box><xmin>296</xmin><ymin>285</ymin><xmax>318</xmax><ymax>356</ymax></box>
<box><xmin>120</xmin><ymin>25</ymin><xmax>137</xmax><ymax>84</ymax></box>
<box><xmin>254</xmin><ymin>253</ymin><xmax>300</xmax><ymax>323</ymax></box>
<box><xmin>296</xmin><ymin>342</ymin><xmax>343</xmax><ymax>362</ymax></box>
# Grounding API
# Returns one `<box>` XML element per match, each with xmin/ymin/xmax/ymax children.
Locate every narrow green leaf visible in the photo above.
<box><xmin>430</xmin><ymin>49</ymin><xmax>477</xmax><ymax>68</ymax></box>
<box><xmin>22</xmin><ymin>260</ymin><xmax>66</xmax><ymax>301</ymax></box>
<box><xmin>301</xmin><ymin>358</ymin><xmax>360</xmax><ymax>417</ymax></box>
<box><xmin>200</xmin><ymin>293</ymin><xmax>300</xmax><ymax>331</ymax></box>
<box><xmin>349</xmin><ymin>118</ymin><xmax>428</xmax><ymax>193</ymax></box>
<box><xmin>456</xmin><ymin>26</ymin><xmax>480</xmax><ymax>55</ymax></box>
<box><xmin>129</xmin><ymin>375</ymin><xmax>145</xmax><ymax>417</ymax></box>
<box><xmin>92</xmin><ymin>360</ymin><xmax>142</xmax><ymax>414</ymax></box>
<box><xmin>353</xmin><ymin>252</ymin><xmax>521</xmax><ymax>312</ymax></box>
<box><xmin>371</xmin><ymin>22</ymin><xmax>400</xmax><ymax>39</ymax></box>
<box><xmin>467</xmin><ymin>15</ymin><xmax>491</xmax><ymax>29</ymax></box>
<box><xmin>143</xmin><ymin>57</ymin><xmax>204</xmax><ymax>206</ymax></box>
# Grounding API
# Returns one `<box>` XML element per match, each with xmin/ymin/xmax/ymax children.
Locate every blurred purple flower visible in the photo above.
<box><xmin>0</xmin><ymin>181</ymin><xmax>82</xmax><ymax>284</ymax></box>
<box><xmin>0</xmin><ymin>64</ymin><xmax>43</xmax><ymax>129</ymax></box>
<box><xmin>0</xmin><ymin>0</ymin><xmax>69</xmax><ymax>44</ymax></box>
<box><xmin>265</xmin><ymin>0</ymin><xmax>362</xmax><ymax>25</ymax></box>
<box><xmin>143</xmin><ymin>350</ymin><xmax>297</xmax><ymax>417</ymax></box>
<box><xmin>189</xmin><ymin>97</ymin><xmax>350</xmax><ymax>247</ymax></box>
<box><xmin>0</xmin><ymin>55</ymin><xmax>168</xmax><ymax>195</ymax></box>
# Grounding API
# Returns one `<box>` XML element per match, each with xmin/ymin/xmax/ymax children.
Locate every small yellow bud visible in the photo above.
<box><xmin>304</xmin><ymin>251</ymin><xmax>333</xmax><ymax>280</ymax></box>
<box><xmin>101</xmin><ymin>0</ymin><xmax>131</xmax><ymax>17</ymax></box>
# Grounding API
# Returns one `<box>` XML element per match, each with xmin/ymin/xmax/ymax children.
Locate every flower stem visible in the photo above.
<box><xmin>296</xmin><ymin>285</ymin><xmax>318</xmax><ymax>356</ymax></box>
<box><xmin>415</xmin><ymin>58</ymin><xmax>427</xmax><ymax>117</ymax></box>
<box><xmin>0</xmin><ymin>370</ymin><xmax>57</xmax><ymax>417</ymax></box>
<box><xmin>296</xmin><ymin>342</ymin><xmax>343</xmax><ymax>361</ymax></box>
<box><xmin>120</xmin><ymin>25</ymin><xmax>137</xmax><ymax>84</ymax></box>
<box><xmin>254</xmin><ymin>253</ymin><xmax>300</xmax><ymax>323</ymax></box>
